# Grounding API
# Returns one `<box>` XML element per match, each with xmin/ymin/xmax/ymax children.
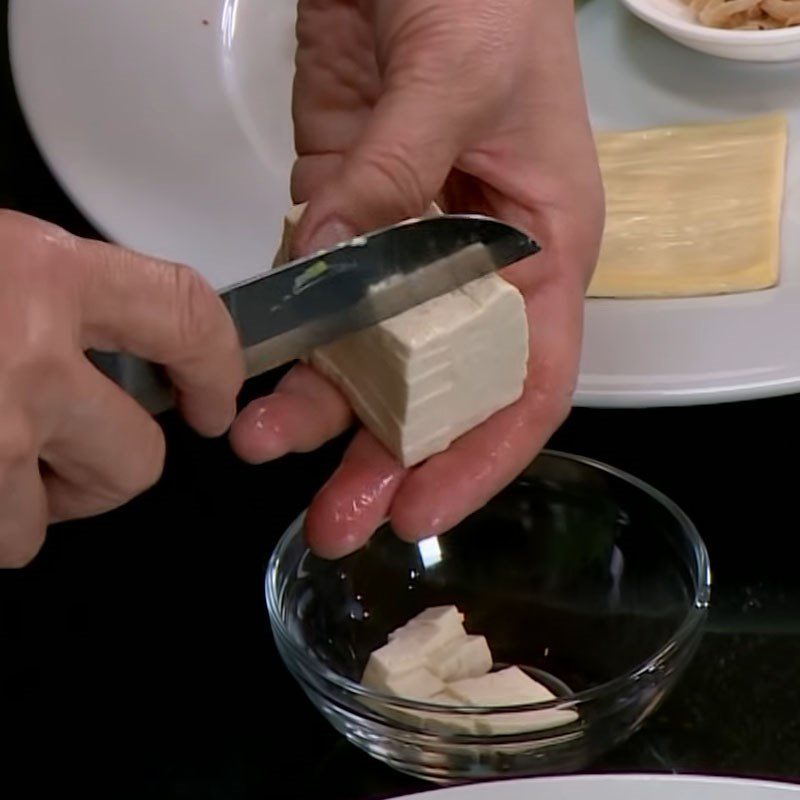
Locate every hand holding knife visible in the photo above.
<box><xmin>89</xmin><ymin>214</ymin><xmax>539</xmax><ymax>414</ymax></box>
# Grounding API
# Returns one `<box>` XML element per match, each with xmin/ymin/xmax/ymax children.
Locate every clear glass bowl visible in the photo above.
<box><xmin>265</xmin><ymin>451</ymin><xmax>711</xmax><ymax>783</ymax></box>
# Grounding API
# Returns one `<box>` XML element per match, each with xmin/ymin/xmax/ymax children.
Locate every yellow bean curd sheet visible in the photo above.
<box><xmin>588</xmin><ymin>113</ymin><xmax>788</xmax><ymax>298</ymax></box>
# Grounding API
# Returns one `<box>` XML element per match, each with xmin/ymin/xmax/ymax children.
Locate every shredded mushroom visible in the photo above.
<box><xmin>684</xmin><ymin>0</ymin><xmax>800</xmax><ymax>28</ymax></box>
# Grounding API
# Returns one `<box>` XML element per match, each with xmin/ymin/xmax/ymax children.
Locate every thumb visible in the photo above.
<box><xmin>291</xmin><ymin>84</ymin><xmax>467</xmax><ymax>258</ymax></box>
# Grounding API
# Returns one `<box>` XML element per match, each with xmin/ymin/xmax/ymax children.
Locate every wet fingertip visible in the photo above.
<box><xmin>391</xmin><ymin>520</ymin><xmax>443</xmax><ymax>546</ymax></box>
<box><xmin>303</xmin><ymin>501</ymin><xmax>365</xmax><ymax>561</ymax></box>
<box><xmin>390</xmin><ymin>496</ymin><xmax>458</xmax><ymax>543</ymax></box>
<box><xmin>228</xmin><ymin>407</ymin><xmax>289</xmax><ymax>464</ymax></box>
<box><xmin>304</xmin><ymin>485</ymin><xmax>378</xmax><ymax>560</ymax></box>
<box><xmin>386</xmin><ymin>512</ymin><xmax>426</xmax><ymax>544</ymax></box>
<box><xmin>303</xmin><ymin>430</ymin><xmax>406</xmax><ymax>559</ymax></box>
<box><xmin>228</xmin><ymin>433</ymin><xmax>277</xmax><ymax>465</ymax></box>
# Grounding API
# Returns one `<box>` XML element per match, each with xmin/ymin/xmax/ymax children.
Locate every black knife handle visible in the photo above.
<box><xmin>87</xmin><ymin>350</ymin><xmax>174</xmax><ymax>415</ymax></box>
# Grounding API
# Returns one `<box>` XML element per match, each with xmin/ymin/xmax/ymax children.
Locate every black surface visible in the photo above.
<box><xmin>2</xmin><ymin>3</ymin><xmax>799</xmax><ymax>797</ymax></box>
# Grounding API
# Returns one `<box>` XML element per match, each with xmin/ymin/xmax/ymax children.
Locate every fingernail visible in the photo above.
<box><xmin>303</xmin><ymin>217</ymin><xmax>356</xmax><ymax>256</ymax></box>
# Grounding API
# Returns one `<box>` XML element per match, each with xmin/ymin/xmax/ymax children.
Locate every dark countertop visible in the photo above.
<box><xmin>2</xmin><ymin>5</ymin><xmax>799</xmax><ymax>798</ymax></box>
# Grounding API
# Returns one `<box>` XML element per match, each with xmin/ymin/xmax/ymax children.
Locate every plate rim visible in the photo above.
<box><xmin>408</xmin><ymin>773</ymin><xmax>800</xmax><ymax>799</ymax></box>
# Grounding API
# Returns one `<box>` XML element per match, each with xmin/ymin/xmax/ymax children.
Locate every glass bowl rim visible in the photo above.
<box><xmin>265</xmin><ymin>449</ymin><xmax>711</xmax><ymax>715</ymax></box>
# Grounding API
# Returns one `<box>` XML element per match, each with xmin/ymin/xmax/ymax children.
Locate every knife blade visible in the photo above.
<box><xmin>88</xmin><ymin>214</ymin><xmax>539</xmax><ymax>414</ymax></box>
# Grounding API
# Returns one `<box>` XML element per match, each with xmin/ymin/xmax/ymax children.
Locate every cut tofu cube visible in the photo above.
<box><xmin>274</xmin><ymin>204</ymin><xmax>529</xmax><ymax>467</ymax></box>
<box><xmin>388</xmin><ymin>605</ymin><xmax>465</xmax><ymax>642</ymax></box>
<box><xmin>428</xmin><ymin>635</ymin><xmax>493</xmax><ymax>682</ymax></box>
<box><xmin>387</xmin><ymin>607</ymin><xmax>491</xmax><ymax>680</ymax></box>
<box><xmin>403</xmin><ymin>605</ymin><xmax>465</xmax><ymax>627</ymax></box>
<box><xmin>417</xmin><ymin>690</ymin><xmax>479</xmax><ymax>735</ymax></box>
<box><xmin>362</xmin><ymin>637</ymin><xmax>425</xmax><ymax>684</ymax></box>
<box><xmin>447</xmin><ymin>666</ymin><xmax>556</xmax><ymax>706</ymax></box>
<box><xmin>430</xmin><ymin>689</ymin><xmax>464</xmax><ymax>705</ymax></box>
<box><xmin>373</xmin><ymin>689</ymin><xmax>477</xmax><ymax>734</ymax></box>
<box><xmin>362</xmin><ymin>617</ymin><xmax>466</xmax><ymax>686</ymax></box>
<box><xmin>447</xmin><ymin>666</ymin><xmax>578</xmax><ymax>735</ymax></box>
<box><xmin>359</xmin><ymin>606</ymin><xmax>577</xmax><ymax>737</ymax></box>
<box><xmin>388</xmin><ymin>619</ymin><xmax>466</xmax><ymax>661</ymax></box>
<box><xmin>415</xmin><ymin>622</ymin><xmax>468</xmax><ymax>660</ymax></box>
<box><xmin>363</xmin><ymin>666</ymin><xmax>446</xmax><ymax>699</ymax></box>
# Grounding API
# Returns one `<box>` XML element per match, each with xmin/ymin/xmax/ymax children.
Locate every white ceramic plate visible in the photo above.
<box><xmin>9</xmin><ymin>1</ymin><xmax>800</xmax><ymax>407</ymax></box>
<box><xmin>403</xmin><ymin>775</ymin><xmax>800</xmax><ymax>800</ymax></box>
<box><xmin>9</xmin><ymin>0</ymin><xmax>296</xmax><ymax>291</ymax></box>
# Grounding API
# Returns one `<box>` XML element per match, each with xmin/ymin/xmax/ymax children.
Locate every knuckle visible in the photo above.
<box><xmin>360</xmin><ymin>143</ymin><xmax>428</xmax><ymax>218</ymax></box>
<box><xmin>386</xmin><ymin>3</ymin><xmax>510</xmax><ymax>94</ymax></box>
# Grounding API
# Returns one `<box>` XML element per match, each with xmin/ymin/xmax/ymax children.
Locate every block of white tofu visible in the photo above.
<box><xmin>274</xmin><ymin>204</ymin><xmax>529</xmax><ymax>467</ymax></box>
<box><xmin>428</xmin><ymin>635</ymin><xmax>493</xmax><ymax>682</ymax></box>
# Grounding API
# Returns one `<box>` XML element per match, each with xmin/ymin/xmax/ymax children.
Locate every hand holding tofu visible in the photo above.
<box><xmin>229</xmin><ymin>0</ymin><xmax>605</xmax><ymax>558</ymax></box>
<box><xmin>271</xmin><ymin>203</ymin><xmax>530</xmax><ymax>469</ymax></box>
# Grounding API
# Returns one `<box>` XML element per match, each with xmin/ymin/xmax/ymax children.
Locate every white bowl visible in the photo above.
<box><xmin>618</xmin><ymin>0</ymin><xmax>800</xmax><ymax>62</ymax></box>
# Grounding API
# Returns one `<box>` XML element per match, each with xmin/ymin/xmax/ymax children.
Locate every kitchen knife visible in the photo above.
<box><xmin>88</xmin><ymin>214</ymin><xmax>540</xmax><ymax>414</ymax></box>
